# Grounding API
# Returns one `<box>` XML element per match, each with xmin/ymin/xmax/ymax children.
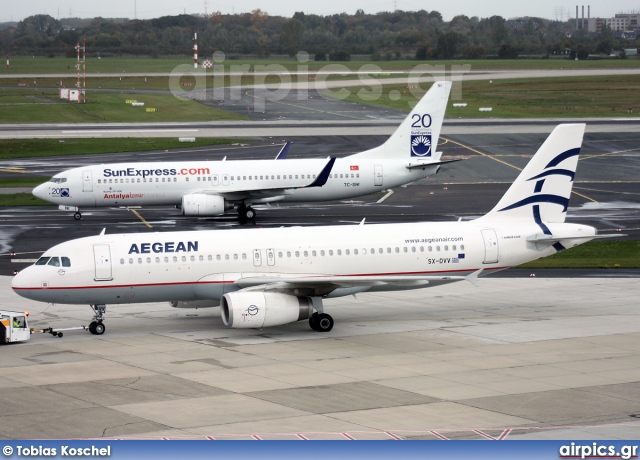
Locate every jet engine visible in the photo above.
<box><xmin>221</xmin><ymin>291</ymin><xmax>314</xmax><ymax>328</ymax></box>
<box><xmin>181</xmin><ymin>194</ymin><xmax>229</xmax><ymax>216</ymax></box>
<box><xmin>169</xmin><ymin>300</ymin><xmax>219</xmax><ymax>309</ymax></box>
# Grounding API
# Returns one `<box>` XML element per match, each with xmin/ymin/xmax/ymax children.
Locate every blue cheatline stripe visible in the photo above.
<box><xmin>545</xmin><ymin>147</ymin><xmax>580</xmax><ymax>168</ymax></box>
<box><xmin>498</xmin><ymin>194</ymin><xmax>570</xmax><ymax>213</ymax></box>
<box><xmin>533</xmin><ymin>205</ymin><xmax>552</xmax><ymax>235</ymax></box>
<box><xmin>553</xmin><ymin>242</ymin><xmax>566</xmax><ymax>252</ymax></box>
<box><xmin>528</xmin><ymin>168</ymin><xmax>576</xmax><ymax>182</ymax></box>
<box><xmin>534</xmin><ymin>179</ymin><xmax>545</xmax><ymax>194</ymax></box>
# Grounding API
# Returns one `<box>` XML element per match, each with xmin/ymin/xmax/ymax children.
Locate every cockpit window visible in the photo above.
<box><xmin>50</xmin><ymin>178</ymin><xmax>67</xmax><ymax>184</ymax></box>
<box><xmin>62</xmin><ymin>257</ymin><xmax>71</xmax><ymax>267</ymax></box>
<box><xmin>47</xmin><ymin>257</ymin><xmax>61</xmax><ymax>267</ymax></box>
<box><xmin>35</xmin><ymin>257</ymin><xmax>50</xmax><ymax>265</ymax></box>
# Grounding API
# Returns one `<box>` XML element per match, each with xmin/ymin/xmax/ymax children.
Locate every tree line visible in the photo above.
<box><xmin>0</xmin><ymin>10</ymin><xmax>636</xmax><ymax>60</ymax></box>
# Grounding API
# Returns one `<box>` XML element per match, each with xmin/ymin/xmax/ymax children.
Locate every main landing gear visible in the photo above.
<box><xmin>74</xmin><ymin>211</ymin><xmax>82</xmax><ymax>220</ymax></box>
<box><xmin>309</xmin><ymin>312</ymin><xmax>334</xmax><ymax>332</ymax></box>
<box><xmin>88</xmin><ymin>304</ymin><xmax>106</xmax><ymax>335</ymax></box>
<box><xmin>237</xmin><ymin>204</ymin><xmax>256</xmax><ymax>220</ymax></box>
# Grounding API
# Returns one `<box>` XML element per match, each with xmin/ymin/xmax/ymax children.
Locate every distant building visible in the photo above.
<box><xmin>588</xmin><ymin>13</ymin><xmax>640</xmax><ymax>33</ymax></box>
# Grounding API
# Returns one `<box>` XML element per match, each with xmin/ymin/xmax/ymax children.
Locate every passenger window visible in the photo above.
<box><xmin>164</xmin><ymin>257</ymin><xmax>169</xmax><ymax>263</ymax></box>
<box><xmin>411</xmin><ymin>247</ymin><xmax>416</xmax><ymax>253</ymax></box>
<box><xmin>303</xmin><ymin>251</ymin><xmax>308</xmax><ymax>257</ymax></box>
<box><xmin>287</xmin><ymin>251</ymin><xmax>291</xmax><ymax>257</ymax></box>
<box><xmin>225</xmin><ymin>254</ymin><xmax>229</xmax><ymax>260</ymax></box>
<box><xmin>190</xmin><ymin>256</ymin><xmax>195</xmax><ymax>262</ymax></box>
<box><xmin>120</xmin><ymin>259</ymin><xmax>124</xmax><ymax>264</ymax></box>
<box><xmin>47</xmin><ymin>257</ymin><xmax>60</xmax><ymax>267</ymax></box>
<box><xmin>208</xmin><ymin>255</ymin><xmax>212</xmax><ymax>261</ymax></box>
<box><xmin>461</xmin><ymin>244</ymin><xmax>465</xmax><ymax>251</ymax></box>
<box><xmin>429</xmin><ymin>246</ymin><xmax>433</xmax><ymax>252</ymax></box>
<box><xmin>156</xmin><ymin>257</ymin><xmax>160</xmax><ymax>263</ymax></box>
<box><xmin>320</xmin><ymin>250</ymin><xmax>325</xmax><ymax>256</ymax></box>
<box><xmin>233</xmin><ymin>254</ymin><xmax>238</xmax><ymax>260</ymax></box>
<box><xmin>146</xmin><ymin>257</ymin><xmax>151</xmax><ymax>263</ymax></box>
<box><xmin>387</xmin><ymin>248</ymin><xmax>391</xmax><ymax>253</ymax></box>
<box><xmin>129</xmin><ymin>258</ymin><xmax>133</xmax><ymax>264</ymax></box>
<box><xmin>278</xmin><ymin>252</ymin><xmax>283</xmax><ymax>258</ymax></box>
<box><xmin>242</xmin><ymin>254</ymin><xmax>247</xmax><ymax>260</ymax></box>
<box><xmin>216</xmin><ymin>255</ymin><xmax>221</xmax><ymax>261</ymax></box>
<box><xmin>329</xmin><ymin>250</ymin><xmax>333</xmax><ymax>256</ymax></box>
<box><xmin>138</xmin><ymin>258</ymin><xmax>142</xmax><ymax>264</ymax></box>
<box><xmin>453</xmin><ymin>245</ymin><xmax>457</xmax><ymax>251</ymax></box>
<box><xmin>312</xmin><ymin>250</ymin><xmax>316</xmax><ymax>257</ymax></box>
<box><xmin>35</xmin><ymin>257</ymin><xmax>50</xmax><ymax>265</ymax></box>
<box><xmin>403</xmin><ymin>247</ymin><xmax>408</xmax><ymax>253</ymax></box>
<box><xmin>337</xmin><ymin>249</ymin><xmax>342</xmax><ymax>256</ymax></box>
<box><xmin>444</xmin><ymin>245</ymin><xmax>449</xmax><ymax>251</ymax></box>
<box><xmin>173</xmin><ymin>256</ymin><xmax>177</xmax><ymax>262</ymax></box>
<box><xmin>345</xmin><ymin>249</ymin><xmax>350</xmax><ymax>255</ymax></box>
<box><xmin>295</xmin><ymin>251</ymin><xmax>300</xmax><ymax>257</ymax></box>
<box><xmin>436</xmin><ymin>245</ymin><xmax>441</xmax><ymax>252</ymax></box>
<box><xmin>199</xmin><ymin>255</ymin><xmax>203</xmax><ymax>261</ymax></box>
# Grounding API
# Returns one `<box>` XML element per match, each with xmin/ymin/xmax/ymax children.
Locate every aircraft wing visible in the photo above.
<box><xmin>196</xmin><ymin>157</ymin><xmax>335</xmax><ymax>200</ymax></box>
<box><xmin>232</xmin><ymin>269</ymin><xmax>483</xmax><ymax>296</ymax></box>
<box><xmin>275</xmin><ymin>141</ymin><xmax>291</xmax><ymax>160</ymax></box>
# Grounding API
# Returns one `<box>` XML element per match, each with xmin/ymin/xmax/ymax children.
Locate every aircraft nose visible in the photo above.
<box><xmin>12</xmin><ymin>268</ymin><xmax>30</xmax><ymax>291</ymax></box>
<box><xmin>32</xmin><ymin>183</ymin><xmax>49</xmax><ymax>201</ymax></box>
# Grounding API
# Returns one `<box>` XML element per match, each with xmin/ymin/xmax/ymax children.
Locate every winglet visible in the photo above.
<box><xmin>275</xmin><ymin>141</ymin><xmax>291</xmax><ymax>160</ymax></box>
<box><xmin>305</xmin><ymin>157</ymin><xmax>336</xmax><ymax>188</ymax></box>
<box><xmin>466</xmin><ymin>268</ymin><xmax>483</xmax><ymax>287</ymax></box>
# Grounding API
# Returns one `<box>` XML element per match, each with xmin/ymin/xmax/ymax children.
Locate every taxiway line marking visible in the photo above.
<box><xmin>341</xmin><ymin>432</ymin><xmax>356</xmax><ymax>440</ymax></box>
<box><xmin>498</xmin><ymin>429</ymin><xmax>512</xmax><ymax>440</ymax></box>
<box><xmin>442</xmin><ymin>136</ymin><xmax>599</xmax><ymax>204</ymax></box>
<box><xmin>385</xmin><ymin>431</ymin><xmax>402</xmax><ymax>440</ymax></box>
<box><xmin>296</xmin><ymin>434</ymin><xmax>309</xmax><ymax>440</ymax></box>
<box><xmin>129</xmin><ymin>209</ymin><xmax>153</xmax><ymax>228</ymax></box>
<box><xmin>474</xmin><ymin>429</ymin><xmax>496</xmax><ymax>440</ymax></box>
<box><xmin>428</xmin><ymin>430</ymin><xmax>449</xmax><ymax>440</ymax></box>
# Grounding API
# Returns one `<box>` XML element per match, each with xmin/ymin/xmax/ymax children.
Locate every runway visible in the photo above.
<box><xmin>0</xmin><ymin>91</ymin><xmax>639</xmax><ymax>439</ymax></box>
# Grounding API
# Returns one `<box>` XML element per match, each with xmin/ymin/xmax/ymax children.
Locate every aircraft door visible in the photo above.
<box><xmin>93</xmin><ymin>244</ymin><xmax>113</xmax><ymax>281</ymax></box>
<box><xmin>211</xmin><ymin>174</ymin><xmax>219</xmax><ymax>186</ymax></box>
<box><xmin>222</xmin><ymin>174</ymin><xmax>230</xmax><ymax>186</ymax></box>
<box><xmin>481</xmin><ymin>229</ymin><xmax>499</xmax><ymax>264</ymax></box>
<box><xmin>374</xmin><ymin>165</ymin><xmax>383</xmax><ymax>186</ymax></box>
<box><xmin>252</xmin><ymin>249</ymin><xmax>262</xmax><ymax>267</ymax></box>
<box><xmin>266</xmin><ymin>248</ymin><xmax>275</xmax><ymax>266</ymax></box>
<box><xmin>82</xmin><ymin>170</ymin><xmax>93</xmax><ymax>192</ymax></box>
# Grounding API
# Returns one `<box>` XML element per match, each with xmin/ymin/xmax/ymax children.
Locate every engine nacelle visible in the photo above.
<box><xmin>181</xmin><ymin>194</ymin><xmax>228</xmax><ymax>217</ymax></box>
<box><xmin>221</xmin><ymin>291</ymin><xmax>314</xmax><ymax>328</ymax></box>
<box><xmin>169</xmin><ymin>299</ymin><xmax>219</xmax><ymax>309</ymax></box>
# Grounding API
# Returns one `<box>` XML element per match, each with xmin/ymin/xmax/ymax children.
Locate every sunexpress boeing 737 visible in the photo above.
<box><xmin>33</xmin><ymin>81</ymin><xmax>454</xmax><ymax>221</ymax></box>
<box><xmin>14</xmin><ymin>124</ymin><xmax>617</xmax><ymax>335</ymax></box>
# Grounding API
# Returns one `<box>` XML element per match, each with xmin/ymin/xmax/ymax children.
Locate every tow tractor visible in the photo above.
<box><xmin>1</xmin><ymin>310</ymin><xmax>89</xmax><ymax>343</ymax></box>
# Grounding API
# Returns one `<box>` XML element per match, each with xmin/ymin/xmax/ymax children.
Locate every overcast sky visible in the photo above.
<box><xmin>2</xmin><ymin>0</ymin><xmax>639</xmax><ymax>23</ymax></box>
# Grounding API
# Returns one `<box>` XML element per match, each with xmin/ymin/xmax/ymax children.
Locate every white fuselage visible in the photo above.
<box><xmin>33</xmin><ymin>157</ymin><xmax>439</xmax><ymax>209</ymax></box>
<box><xmin>11</xmin><ymin>219</ymin><xmax>595</xmax><ymax>306</ymax></box>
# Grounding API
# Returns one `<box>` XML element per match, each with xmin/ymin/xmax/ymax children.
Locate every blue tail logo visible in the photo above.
<box><xmin>410</xmin><ymin>135</ymin><xmax>432</xmax><ymax>157</ymax></box>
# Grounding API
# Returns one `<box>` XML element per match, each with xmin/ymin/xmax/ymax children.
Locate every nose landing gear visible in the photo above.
<box><xmin>88</xmin><ymin>304</ymin><xmax>106</xmax><ymax>335</ymax></box>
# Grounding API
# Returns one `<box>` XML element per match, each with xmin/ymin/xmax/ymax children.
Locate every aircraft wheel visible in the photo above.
<box><xmin>73</xmin><ymin>212</ymin><xmax>82</xmax><ymax>220</ymax></box>
<box><xmin>244</xmin><ymin>207</ymin><xmax>256</xmax><ymax>220</ymax></box>
<box><xmin>309</xmin><ymin>313</ymin><xmax>320</xmax><ymax>331</ymax></box>
<box><xmin>315</xmin><ymin>313</ymin><xmax>334</xmax><ymax>332</ymax></box>
<box><xmin>93</xmin><ymin>322</ymin><xmax>105</xmax><ymax>335</ymax></box>
<box><xmin>57</xmin><ymin>332</ymin><xmax>63</xmax><ymax>338</ymax></box>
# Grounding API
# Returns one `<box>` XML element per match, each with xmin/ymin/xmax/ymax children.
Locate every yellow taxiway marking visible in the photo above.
<box><xmin>129</xmin><ymin>209</ymin><xmax>152</xmax><ymax>228</ymax></box>
<box><xmin>441</xmin><ymin>136</ymin><xmax>599</xmax><ymax>204</ymax></box>
<box><xmin>0</xmin><ymin>167</ymin><xmax>27</xmax><ymax>173</ymax></box>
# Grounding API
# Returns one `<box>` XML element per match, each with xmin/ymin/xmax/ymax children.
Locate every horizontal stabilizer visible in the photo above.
<box><xmin>526</xmin><ymin>233</ymin><xmax>625</xmax><ymax>244</ymax></box>
<box><xmin>406</xmin><ymin>158</ymin><xmax>462</xmax><ymax>170</ymax></box>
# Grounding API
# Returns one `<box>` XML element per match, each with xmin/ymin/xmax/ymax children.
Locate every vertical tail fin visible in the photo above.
<box><xmin>353</xmin><ymin>81</ymin><xmax>452</xmax><ymax>160</ymax></box>
<box><xmin>480</xmin><ymin>124</ymin><xmax>586</xmax><ymax>225</ymax></box>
